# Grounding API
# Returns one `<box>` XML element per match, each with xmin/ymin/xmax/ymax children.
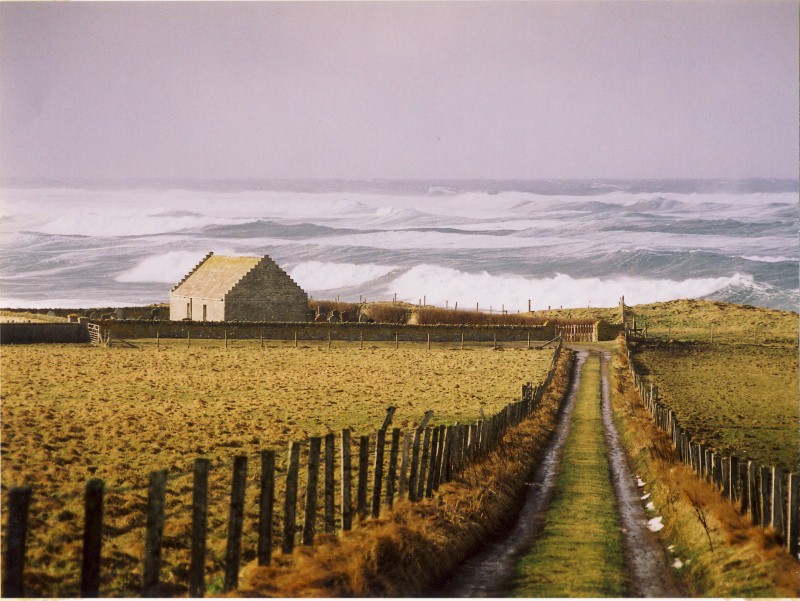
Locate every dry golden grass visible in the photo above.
<box><xmin>0</xmin><ymin>342</ymin><xmax>554</xmax><ymax>596</ymax></box>
<box><xmin>237</xmin><ymin>350</ymin><xmax>575</xmax><ymax>598</ymax></box>
<box><xmin>0</xmin><ymin>310</ymin><xmax>67</xmax><ymax>323</ymax></box>
<box><xmin>629</xmin><ymin>298</ymin><xmax>797</xmax><ymax>344</ymax></box>
<box><xmin>610</xmin><ymin>341</ymin><xmax>799</xmax><ymax>597</ymax></box>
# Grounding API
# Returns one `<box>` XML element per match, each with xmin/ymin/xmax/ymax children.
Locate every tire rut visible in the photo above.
<box><xmin>600</xmin><ymin>351</ymin><xmax>684</xmax><ymax>597</ymax></box>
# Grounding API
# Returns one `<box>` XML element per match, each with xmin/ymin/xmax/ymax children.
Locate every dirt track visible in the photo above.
<box><xmin>434</xmin><ymin>349</ymin><xmax>681</xmax><ymax>596</ymax></box>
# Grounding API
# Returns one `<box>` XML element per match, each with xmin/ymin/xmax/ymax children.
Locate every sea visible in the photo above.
<box><xmin>0</xmin><ymin>179</ymin><xmax>797</xmax><ymax>313</ymax></box>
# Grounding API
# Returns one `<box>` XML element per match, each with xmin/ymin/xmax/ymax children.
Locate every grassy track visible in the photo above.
<box><xmin>510</xmin><ymin>354</ymin><xmax>627</xmax><ymax>597</ymax></box>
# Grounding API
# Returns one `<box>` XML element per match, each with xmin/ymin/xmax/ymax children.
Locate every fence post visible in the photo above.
<box><xmin>2</xmin><ymin>486</ymin><xmax>32</xmax><ymax>598</ymax></box>
<box><xmin>79</xmin><ymin>479</ymin><xmax>105</xmax><ymax>598</ymax></box>
<box><xmin>370</xmin><ymin>407</ymin><xmax>395</xmax><ymax>516</ymax></box>
<box><xmin>416</xmin><ymin>427</ymin><xmax>432</xmax><ymax>501</ymax></box>
<box><xmin>398</xmin><ymin>433</ymin><xmax>411</xmax><ymax>499</ymax></box>
<box><xmin>303</xmin><ymin>437</ymin><xmax>322</xmax><ymax>545</ymax></box>
<box><xmin>443</xmin><ymin>425</ymin><xmax>456</xmax><ymax>480</ymax></box>
<box><xmin>223</xmin><ymin>456</ymin><xmax>248</xmax><ymax>592</ymax></box>
<box><xmin>357</xmin><ymin>435</ymin><xmax>370</xmax><ymax>518</ymax></box>
<box><xmin>749</xmin><ymin>462</ymin><xmax>761</xmax><ymax>525</ymax></box>
<box><xmin>257</xmin><ymin>451</ymin><xmax>275</xmax><ymax>567</ymax></box>
<box><xmin>372</xmin><ymin>429</ymin><xmax>386</xmax><ymax>518</ymax></box>
<box><xmin>771</xmin><ymin>467</ymin><xmax>785</xmax><ymax>535</ymax></box>
<box><xmin>283</xmin><ymin>442</ymin><xmax>301</xmax><ymax>553</ymax></box>
<box><xmin>324</xmin><ymin>434</ymin><xmax>336</xmax><ymax>533</ymax></box>
<box><xmin>787</xmin><ymin>473</ymin><xmax>799</xmax><ymax>557</ymax></box>
<box><xmin>760</xmin><ymin>466</ymin><xmax>772</xmax><ymax>529</ymax></box>
<box><xmin>426</xmin><ymin>427</ymin><xmax>440</xmax><ymax>498</ymax></box>
<box><xmin>142</xmin><ymin>469</ymin><xmax>168</xmax><ymax>597</ymax></box>
<box><xmin>721</xmin><ymin>457</ymin><xmax>730</xmax><ymax>498</ymax></box>
<box><xmin>729</xmin><ymin>456</ymin><xmax>739</xmax><ymax>503</ymax></box>
<box><xmin>190</xmin><ymin>459</ymin><xmax>210</xmax><ymax>596</ymax></box>
<box><xmin>340</xmin><ymin>430</ymin><xmax>353</xmax><ymax>531</ymax></box>
<box><xmin>408</xmin><ymin>411</ymin><xmax>433</xmax><ymax>501</ymax></box>
<box><xmin>386</xmin><ymin>428</ymin><xmax>401</xmax><ymax>508</ymax></box>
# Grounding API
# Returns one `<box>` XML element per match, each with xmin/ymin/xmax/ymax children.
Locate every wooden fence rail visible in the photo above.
<box><xmin>2</xmin><ymin>339</ymin><xmax>563</xmax><ymax>596</ymax></box>
<box><xmin>624</xmin><ymin>333</ymin><xmax>799</xmax><ymax>560</ymax></box>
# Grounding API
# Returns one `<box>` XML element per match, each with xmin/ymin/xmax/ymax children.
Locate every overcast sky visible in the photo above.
<box><xmin>1</xmin><ymin>1</ymin><xmax>797</xmax><ymax>182</ymax></box>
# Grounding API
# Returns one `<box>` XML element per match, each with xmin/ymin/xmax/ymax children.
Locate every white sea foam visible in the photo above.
<box><xmin>289</xmin><ymin>261</ymin><xmax>397</xmax><ymax>291</ymax></box>
<box><xmin>384</xmin><ymin>266</ymin><xmax>755</xmax><ymax>312</ymax></box>
<box><xmin>741</xmin><ymin>255</ymin><xmax>796</xmax><ymax>263</ymax></box>
<box><xmin>1</xmin><ymin>185</ymin><xmax>796</xmax><ymax>309</ymax></box>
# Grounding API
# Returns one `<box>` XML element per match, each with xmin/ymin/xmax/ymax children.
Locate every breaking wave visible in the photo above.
<box><xmin>1</xmin><ymin>180</ymin><xmax>797</xmax><ymax>310</ymax></box>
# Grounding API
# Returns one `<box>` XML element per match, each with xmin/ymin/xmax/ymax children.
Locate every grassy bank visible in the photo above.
<box><xmin>610</xmin><ymin>340</ymin><xmax>799</xmax><ymax>597</ymax></box>
<box><xmin>236</xmin><ymin>350</ymin><xmax>576</xmax><ymax>597</ymax></box>
<box><xmin>509</xmin><ymin>354</ymin><xmax>627</xmax><ymax>597</ymax></box>
<box><xmin>627</xmin><ymin>298</ymin><xmax>797</xmax><ymax>345</ymax></box>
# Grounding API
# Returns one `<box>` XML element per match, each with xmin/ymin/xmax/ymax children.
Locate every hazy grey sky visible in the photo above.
<box><xmin>1</xmin><ymin>1</ymin><xmax>797</xmax><ymax>182</ymax></box>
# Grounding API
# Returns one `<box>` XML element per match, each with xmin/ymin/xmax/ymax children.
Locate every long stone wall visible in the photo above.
<box><xmin>0</xmin><ymin>323</ymin><xmax>90</xmax><ymax>344</ymax></box>
<box><xmin>101</xmin><ymin>320</ymin><xmax>557</xmax><ymax>343</ymax></box>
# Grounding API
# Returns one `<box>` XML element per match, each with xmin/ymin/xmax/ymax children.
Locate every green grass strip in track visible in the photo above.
<box><xmin>510</xmin><ymin>354</ymin><xmax>627</xmax><ymax>597</ymax></box>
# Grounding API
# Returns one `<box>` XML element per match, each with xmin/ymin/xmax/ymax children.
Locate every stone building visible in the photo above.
<box><xmin>169</xmin><ymin>253</ymin><xmax>308</xmax><ymax>322</ymax></box>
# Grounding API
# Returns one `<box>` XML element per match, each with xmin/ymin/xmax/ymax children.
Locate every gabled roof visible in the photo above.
<box><xmin>172</xmin><ymin>254</ymin><xmax>261</xmax><ymax>300</ymax></box>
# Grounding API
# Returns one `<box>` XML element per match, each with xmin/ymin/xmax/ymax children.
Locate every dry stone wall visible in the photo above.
<box><xmin>101</xmin><ymin>320</ymin><xmax>557</xmax><ymax>343</ymax></box>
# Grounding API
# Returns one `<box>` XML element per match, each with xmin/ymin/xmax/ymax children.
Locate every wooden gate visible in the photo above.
<box><xmin>554</xmin><ymin>322</ymin><xmax>595</xmax><ymax>342</ymax></box>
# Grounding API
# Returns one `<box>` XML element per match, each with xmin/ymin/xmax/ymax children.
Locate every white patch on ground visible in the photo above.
<box><xmin>672</xmin><ymin>559</ymin><xmax>684</xmax><ymax>569</ymax></box>
<box><xmin>646</xmin><ymin>501</ymin><xmax>655</xmax><ymax>511</ymax></box>
<box><xmin>637</xmin><ymin>478</ymin><xmax>646</xmax><ymax>487</ymax></box>
<box><xmin>641</xmin><ymin>492</ymin><xmax>650</xmax><ymax>500</ymax></box>
<box><xmin>647</xmin><ymin>516</ymin><xmax>664</xmax><ymax>532</ymax></box>
<box><xmin>667</xmin><ymin>544</ymin><xmax>675</xmax><ymax>552</ymax></box>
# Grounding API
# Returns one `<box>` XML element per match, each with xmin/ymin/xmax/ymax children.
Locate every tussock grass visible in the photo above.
<box><xmin>610</xmin><ymin>340</ymin><xmax>800</xmax><ymax>597</ymax></box>
<box><xmin>236</xmin><ymin>351</ymin><xmax>576</xmax><ymax>597</ymax></box>
<box><xmin>510</xmin><ymin>354</ymin><xmax>627</xmax><ymax>597</ymax></box>
<box><xmin>411</xmin><ymin>306</ymin><xmax>547</xmax><ymax>326</ymax></box>
<box><xmin>360</xmin><ymin>302</ymin><xmax>413</xmax><ymax>324</ymax></box>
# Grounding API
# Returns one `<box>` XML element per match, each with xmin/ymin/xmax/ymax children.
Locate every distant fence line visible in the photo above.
<box><xmin>1</xmin><ymin>340</ymin><xmax>564</xmax><ymax>597</ymax></box>
<box><xmin>623</xmin><ymin>333</ymin><xmax>799</xmax><ymax>560</ymax></box>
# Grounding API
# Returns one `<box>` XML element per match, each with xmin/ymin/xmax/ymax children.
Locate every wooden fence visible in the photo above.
<box><xmin>623</xmin><ymin>334</ymin><xmax>799</xmax><ymax>560</ymax></box>
<box><xmin>1</xmin><ymin>340</ymin><xmax>563</xmax><ymax>597</ymax></box>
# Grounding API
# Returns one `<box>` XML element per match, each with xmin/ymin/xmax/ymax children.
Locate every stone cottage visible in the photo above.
<box><xmin>169</xmin><ymin>253</ymin><xmax>308</xmax><ymax>322</ymax></box>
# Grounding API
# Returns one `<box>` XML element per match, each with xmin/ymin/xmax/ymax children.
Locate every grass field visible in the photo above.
<box><xmin>510</xmin><ymin>355</ymin><xmax>627</xmax><ymax>597</ymax></box>
<box><xmin>0</xmin><ymin>341</ymin><xmax>554</xmax><ymax>596</ymax></box>
<box><xmin>635</xmin><ymin>341</ymin><xmax>798</xmax><ymax>472</ymax></box>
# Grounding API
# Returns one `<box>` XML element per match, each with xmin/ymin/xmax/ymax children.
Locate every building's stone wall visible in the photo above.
<box><xmin>169</xmin><ymin>296</ymin><xmax>225</xmax><ymax>322</ymax></box>
<box><xmin>224</xmin><ymin>258</ymin><xmax>308</xmax><ymax>322</ymax></box>
<box><xmin>168</xmin><ymin>254</ymin><xmax>308</xmax><ymax>322</ymax></box>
